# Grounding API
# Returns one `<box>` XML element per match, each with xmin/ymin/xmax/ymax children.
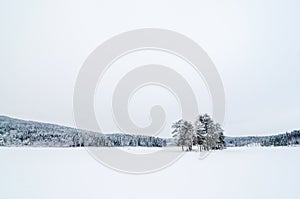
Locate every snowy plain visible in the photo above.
<box><xmin>0</xmin><ymin>146</ymin><xmax>299</xmax><ymax>199</ymax></box>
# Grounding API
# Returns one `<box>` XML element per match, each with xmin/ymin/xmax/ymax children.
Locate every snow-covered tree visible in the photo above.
<box><xmin>172</xmin><ymin>119</ymin><xmax>194</xmax><ymax>151</ymax></box>
<box><xmin>214</xmin><ymin>123</ymin><xmax>226</xmax><ymax>149</ymax></box>
<box><xmin>194</xmin><ymin>114</ymin><xmax>226</xmax><ymax>151</ymax></box>
<box><xmin>195</xmin><ymin>114</ymin><xmax>213</xmax><ymax>150</ymax></box>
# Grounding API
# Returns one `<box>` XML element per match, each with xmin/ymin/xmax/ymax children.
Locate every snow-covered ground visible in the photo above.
<box><xmin>1</xmin><ymin>147</ymin><xmax>299</xmax><ymax>199</ymax></box>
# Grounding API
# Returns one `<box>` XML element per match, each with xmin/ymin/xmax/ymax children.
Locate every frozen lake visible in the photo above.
<box><xmin>1</xmin><ymin>147</ymin><xmax>299</xmax><ymax>199</ymax></box>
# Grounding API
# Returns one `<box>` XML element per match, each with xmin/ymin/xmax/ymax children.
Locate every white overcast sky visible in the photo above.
<box><xmin>0</xmin><ymin>0</ymin><xmax>299</xmax><ymax>137</ymax></box>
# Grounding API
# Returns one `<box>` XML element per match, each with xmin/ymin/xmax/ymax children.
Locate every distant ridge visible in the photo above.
<box><xmin>225</xmin><ymin>131</ymin><xmax>300</xmax><ymax>147</ymax></box>
<box><xmin>0</xmin><ymin>115</ymin><xmax>166</xmax><ymax>147</ymax></box>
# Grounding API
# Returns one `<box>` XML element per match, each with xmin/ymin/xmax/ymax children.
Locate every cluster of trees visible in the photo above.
<box><xmin>0</xmin><ymin>116</ymin><xmax>166</xmax><ymax>147</ymax></box>
<box><xmin>225</xmin><ymin>130</ymin><xmax>300</xmax><ymax>147</ymax></box>
<box><xmin>172</xmin><ymin>114</ymin><xmax>226</xmax><ymax>151</ymax></box>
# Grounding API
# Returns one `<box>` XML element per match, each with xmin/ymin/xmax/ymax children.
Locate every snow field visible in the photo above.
<box><xmin>0</xmin><ymin>146</ymin><xmax>299</xmax><ymax>199</ymax></box>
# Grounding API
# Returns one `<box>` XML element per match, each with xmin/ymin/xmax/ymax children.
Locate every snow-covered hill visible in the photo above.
<box><xmin>225</xmin><ymin>131</ymin><xmax>300</xmax><ymax>147</ymax></box>
<box><xmin>0</xmin><ymin>116</ymin><xmax>165</xmax><ymax>147</ymax></box>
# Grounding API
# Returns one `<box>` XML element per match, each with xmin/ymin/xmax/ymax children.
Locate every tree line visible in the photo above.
<box><xmin>0</xmin><ymin>116</ymin><xmax>166</xmax><ymax>147</ymax></box>
<box><xmin>225</xmin><ymin>130</ymin><xmax>300</xmax><ymax>147</ymax></box>
<box><xmin>172</xmin><ymin>114</ymin><xmax>226</xmax><ymax>151</ymax></box>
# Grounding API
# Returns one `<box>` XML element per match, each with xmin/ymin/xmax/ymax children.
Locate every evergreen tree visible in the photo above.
<box><xmin>214</xmin><ymin>123</ymin><xmax>226</xmax><ymax>149</ymax></box>
<box><xmin>194</xmin><ymin>114</ymin><xmax>226</xmax><ymax>151</ymax></box>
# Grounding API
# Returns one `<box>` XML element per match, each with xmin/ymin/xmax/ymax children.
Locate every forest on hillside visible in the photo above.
<box><xmin>225</xmin><ymin>130</ymin><xmax>300</xmax><ymax>147</ymax></box>
<box><xmin>0</xmin><ymin>116</ymin><xmax>166</xmax><ymax>147</ymax></box>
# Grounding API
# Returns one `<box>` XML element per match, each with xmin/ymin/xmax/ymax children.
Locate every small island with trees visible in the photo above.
<box><xmin>172</xmin><ymin>114</ymin><xmax>225</xmax><ymax>152</ymax></box>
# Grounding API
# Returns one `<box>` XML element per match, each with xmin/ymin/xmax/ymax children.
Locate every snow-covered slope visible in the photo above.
<box><xmin>0</xmin><ymin>116</ymin><xmax>165</xmax><ymax>147</ymax></box>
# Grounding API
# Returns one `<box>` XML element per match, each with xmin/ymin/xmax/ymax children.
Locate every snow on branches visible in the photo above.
<box><xmin>172</xmin><ymin>114</ymin><xmax>226</xmax><ymax>151</ymax></box>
